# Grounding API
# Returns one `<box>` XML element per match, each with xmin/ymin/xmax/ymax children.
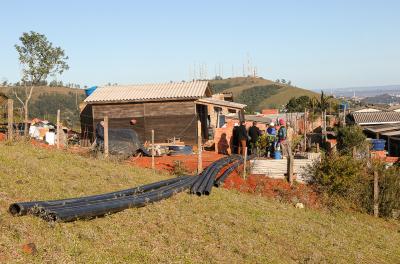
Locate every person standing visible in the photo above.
<box><xmin>95</xmin><ymin>121</ymin><xmax>105</xmax><ymax>150</ymax></box>
<box><xmin>277</xmin><ymin>119</ymin><xmax>288</xmax><ymax>157</ymax></box>
<box><xmin>248</xmin><ymin>121</ymin><xmax>261</xmax><ymax>154</ymax></box>
<box><xmin>231</xmin><ymin>123</ymin><xmax>239</xmax><ymax>154</ymax></box>
<box><xmin>266</xmin><ymin>122</ymin><xmax>276</xmax><ymax>158</ymax></box>
<box><xmin>237</xmin><ymin>121</ymin><xmax>248</xmax><ymax>155</ymax></box>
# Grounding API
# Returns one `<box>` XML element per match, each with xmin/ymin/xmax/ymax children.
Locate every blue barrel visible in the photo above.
<box><xmin>371</xmin><ymin>139</ymin><xmax>386</xmax><ymax>151</ymax></box>
<box><xmin>85</xmin><ymin>86</ymin><xmax>97</xmax><ymax>97</ymax></box>
<box><xmin>274</xmin><ymin>150</ymin><xmax>282</xmax><ymax>159</ymax></box>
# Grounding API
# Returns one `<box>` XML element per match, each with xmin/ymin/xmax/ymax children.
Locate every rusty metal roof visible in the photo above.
<box><xmin>351</xmin><ymin>112</ymin><xmax>400</xmax><ymax>125</ymax></box>
<box><xmin>84</xmin><ymin>81</ymin><xmax>210</xmax><ymax>103</ymax></box>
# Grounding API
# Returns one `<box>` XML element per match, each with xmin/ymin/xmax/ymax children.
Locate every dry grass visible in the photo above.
<box><xmin>0</xmin><ymin>142</ymin><xmax>399</xmax><ymax>263</ymax></box>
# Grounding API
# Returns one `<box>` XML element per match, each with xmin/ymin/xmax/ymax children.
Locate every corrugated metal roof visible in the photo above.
<box><xmin>352</xmin><ymin>112</ymin><xmax>400</xmax><ymax>125</ymax></box>
<box><xmin>84</xmin><ymin>81</ymin><xmax>209</xmax><ymax>103</ymax></box>
<box><xmin>196</xmin><ymin>97</ymin><xmax>246</xmax><ymax>109</ymax></box>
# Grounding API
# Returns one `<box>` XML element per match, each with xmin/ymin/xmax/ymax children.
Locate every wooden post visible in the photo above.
<box><xmin>352</xmin><ymin>146</ymin><xmax>357</xmax><ymax>158</ymax></box>
<box><xmin>104</xmin><ymin>116</ymin><xmax>109</xmax><ymax>157</ymax></box>
<box><xmin>197</xmin><ymin>120</ymin><xmax>203</xmax><ymax>174</ymax></box>
<box><xmin>316</xmin><ymin>143</ymin><xmax>320</xmax><ymax>153</ymax></box>
<box><xmin>151</xmin><ymin>129</ymin><xmax>155</xmax><ymax>170</ymax></box>
<box><xmin>287</xmin><ymin>154</ymin><xmax>294</xmax><ymax>185</ymax></box>
<box><xmin>343</xmin><ymin>105</ymin><xmax>346</xmax><ymax>127</ymax></box>
<box><xmin>304</xmin><ymin>108</ymin><xmax>307</xmax><ymax>152</ymax></box>
<box><xmin>374</xmin><ymin>170</ymin><xmax>379</xmax><ymax>217</ymax></box>
<box><xmin>7</xmin><ymin>99</ymin><xmax>13</xmax><ymax>140</ymax></box>
<box><xmin>56</xmin><ymin>109</ymin><xmax>61</xmax><ymax>149</ymax></box>
<box><xmin>243</xmin><ymin>147</ymin><xmax>248</xmax><ymax>179</ymax></box>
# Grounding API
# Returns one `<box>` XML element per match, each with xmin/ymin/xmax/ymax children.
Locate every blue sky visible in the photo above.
<box><xmin>1</xmin><ymin>0</ymin><xmax>399</xmax><ymax>89</ymax></box>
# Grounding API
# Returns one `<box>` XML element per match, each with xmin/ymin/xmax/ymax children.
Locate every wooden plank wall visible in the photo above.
<box><xmin>89</xmin><ymin>100</ymin><xmax>197</xmax><ymax>145</ymax></box>
<box><xmin>80</xmin><ymin>104</ymin><xmax>94</xmax><ymax>144</ymax></box>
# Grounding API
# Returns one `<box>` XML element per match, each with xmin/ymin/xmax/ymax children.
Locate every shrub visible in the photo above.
<box><xmin>336</xmin><ymin>125</ymin><xmax>368</xmax><ymax>154</ymax></box>
<box><xmin>308</xmin><ymin>154</ymin><xmax>400</xmax><ymax>218</ymax></box>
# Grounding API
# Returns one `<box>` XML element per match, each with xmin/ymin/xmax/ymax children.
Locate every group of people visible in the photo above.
<box><xmin>230</xmin><ymin>119</ymin><xmax>293</xmax><ymax>158</ymax></box>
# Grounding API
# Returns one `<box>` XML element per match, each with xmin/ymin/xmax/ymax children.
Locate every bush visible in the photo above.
<box><xmin>336</xmin><ymin>125</ymin><xmax>368</xmax><ymax>154</ymax></box>
<box><xmin>308</xmin><ymin>154</ymin><xmax>400</xmax><ymax>218</ymax></box>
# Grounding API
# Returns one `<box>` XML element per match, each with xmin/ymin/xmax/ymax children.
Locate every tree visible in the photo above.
<box><xmin>14</xmin><ymin>31</ymin><xmax>69</xmax><ymax>135</ymax></box>
<box><xmin>337</xmin><ymin>125</ymin><xmax>367</xmax><ymax>155</ymax></box>
<box><xmin>286</xmin><ymin>95</ymin><xmax>311</xmax><ymax>112</ymax></box>
<box><xmin>317</xmin><ymin>90</ymin><xmax>333</xmax><ymax>112</ymax></box>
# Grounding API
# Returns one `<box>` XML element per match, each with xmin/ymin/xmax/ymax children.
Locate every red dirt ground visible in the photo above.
<box><xmin>129</xmin><ymin>151</ymin><xmax>225</xmax><ymax>174</ymax></box>
<box><xmin>0</xmin><ymin>133</ymin><xmax>6</xmax><ymax>141</ymax></box>
<box><xmin>130</xmin><ymin>151</ymin><xmax>320</xmax><ymax>207</ymax></box>
<box><xmin>23</xmin><ymin>140</ymin><xmax>321</xmax><ymax>207</ymax></box>
<box><xmin>222</xmin><ymin>170</ymin><xmax>320</xmax><ymax>208</ymax></box>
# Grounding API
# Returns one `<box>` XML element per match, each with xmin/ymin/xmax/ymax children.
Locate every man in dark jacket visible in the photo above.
<box><xmin>231</xmin><ymin>123</ymin><xmax>239</xmax><ymax>154</ymax></box>
<box><xmin>237</xmin><ymin>121</ymin><xmax>248</xmax><ymax>155</ymax></box>
<box><xmin>248</xmin><ymin>121</ymin><xmax>261</xmax><ymax>154</ymax></box>
<box><xmin>95</xmin><ymin>121</ymin><xmax>104</xmax><ymax>149</ymax></box>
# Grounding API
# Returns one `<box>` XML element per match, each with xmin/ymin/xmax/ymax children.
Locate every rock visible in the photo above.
<box><xmin>295</xmin><ymin>203</ymin><xmax>305</xmax><ymax>209</ymax></box>
<box><xmin>22</xmin><ymin>243</ymin><xmax>37</xmax><ymax>255</ymax></box>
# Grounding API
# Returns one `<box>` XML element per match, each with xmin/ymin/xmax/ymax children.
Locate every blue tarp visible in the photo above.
<box><xmin>85</xmin><ymin>86</ymin><xmax>97</xmax><ymax>97</ymax></box>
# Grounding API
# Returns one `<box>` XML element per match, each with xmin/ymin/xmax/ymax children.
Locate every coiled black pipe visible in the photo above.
<box><xmin>191</xmin><ymin>156</ymin><xmax>231</xmax><ymax>195</ymax></box>
<box><xmin>43</xmin><ymin>177</ymin><xmax>197</xmax><ymax>222</ymax></box>
<box><xmin>203</xmin><ymin>155</ymin><xmax>240</xmax><ymax>195</ymax></box>
<box><xmin>9</xmin><ymin>176</ymin><xmax>189</xmax><ymax>216</ymax></box>
<box><xmin>190</xmin><ymin>160</ymin><xmax>217</xmax><ymax>194</ymax></box>
<box><xmin>213</xmin><ymin>154</ymin><xmax>256</xmax><ymax>188</ymax></box>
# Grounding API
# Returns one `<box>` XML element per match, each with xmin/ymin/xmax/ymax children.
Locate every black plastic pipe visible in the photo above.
<box><xmin>43</xmin><ymin>177</ymin><xmax>197</xmax><ymax>222</ymax></box>
<box><xmin>9</xmin><ymin>176</ymin><xmax>189</xmax><ymax>216</ymax></box>
<box><xmin>203</xmin><ymin>155</ymin><xmax>240</xmax><ymax>195</ymax></box>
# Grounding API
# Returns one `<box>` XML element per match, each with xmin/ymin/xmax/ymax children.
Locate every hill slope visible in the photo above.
<box><xmin>0</xmin><ymin>86</ymin><xmax>85</xmax><ymax>128</ymax></box>
<box><xmin>0</xmin><ymin>143</ymin><xmax>399</xmax><ymax>263</ymax></box>
<box><xmin>210</xmin><ymin>77</ymin><xmax>319</xmax><ymax>111</ymax></box>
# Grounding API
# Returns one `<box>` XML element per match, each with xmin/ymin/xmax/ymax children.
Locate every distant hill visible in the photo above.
<box><xmin>0</xmin><ymin>86</ymin><xmax>86</xmax><ymax>129</ymax></box>
<box><xmin>210</xmin><ymin>77</ymin><xmax>319</xmax><ymax>112</ymax></box>
<box><xmin>320</xmin><ymin>85</ymin><xmax>400</xmax><ymax>98</ymax></box>
<box><xmin>361</xmin><ymin>93</ymin><xmax>400</xmax><ymax>105</ymax></box>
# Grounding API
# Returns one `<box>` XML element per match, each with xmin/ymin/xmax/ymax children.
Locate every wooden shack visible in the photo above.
<box><xmin>80</xmin><ymin>81</ymin><xmax>246</xmax><ymax>145</ymax></box>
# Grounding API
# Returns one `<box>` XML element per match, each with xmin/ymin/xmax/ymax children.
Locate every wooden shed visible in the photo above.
<box><xmin>80</xmin><ymin>81</ymin><xmax>246</xmax><ymax>145</ymax></box>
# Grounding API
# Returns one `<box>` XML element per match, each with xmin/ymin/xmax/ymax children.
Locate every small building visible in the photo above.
<box><xmin>80</xmin><ymin>81</ymin><xmax>246</xmax><ymax>145</ymax></box>
<box><xmin>348</xmin><ymin>111</ymin><xmax>400</xmax><ymax>156</ymax></box>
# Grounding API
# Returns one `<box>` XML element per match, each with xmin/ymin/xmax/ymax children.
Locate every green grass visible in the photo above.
<box><xmin>0</xmin><ymin>142</ymin><xmax>399</xmax><ymax>263</ymax></box>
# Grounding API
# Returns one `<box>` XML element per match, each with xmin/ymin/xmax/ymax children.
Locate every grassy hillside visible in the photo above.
<box><xmin>0</xmin><ymin>86</ymin><xmax>85</xmax><ymax>102</ymax></box>
<box><xmin>0</xmin><ymin>142</ymin><xmax>399</xmax><ymax>263</ymax></box>
<box><xmin>210</xmin><ymin>77</ymin><xmax>319</xmax><ymax>111</ymax></box>
<box><xmin>0</xmin><ymin>86</ymin><xmax>86</xmax><ymax>128</ymax></box>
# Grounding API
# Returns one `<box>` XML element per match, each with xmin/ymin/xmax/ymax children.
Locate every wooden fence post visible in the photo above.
<box><xmin>151</xmin><ymin>129</ymin><xmax>155</xmax><ymax>170</ymax></box>
<box><xmin>243</xmin><ymin>147</ymin><xmax>248</xmax><ymax>180</ymax></box>
<box><xmin>7</xmin><ymin>99</ymin><xmax>13</xmax><ymax>140</ymax></box>
<box><xmin>104</xmin><ymin>116</ymin><xmax>109</xmax><ymax>157</ymax></box>
<box><xmin>304</xmin><ymin>108</ymin><xmax>307</xmax><ymax>152</ymax></box>
<box><xmin>56</xmin><ymin>109</ymin><xmax>61</xmax><ymax>149</ymax></box>
<box><xmin>374</xmin><ymin>170</ymin><xmax>379</xmax><ymax>217</ymax></box>
<box><xmin>287</xmin><ymin>145</ymin><xmax>294</xmax><ymax>185</ymax></box>
<box><xmin>197</xmin><ymin>120</ymin><xmax>203</xmax><ymax>174</ymax></box>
